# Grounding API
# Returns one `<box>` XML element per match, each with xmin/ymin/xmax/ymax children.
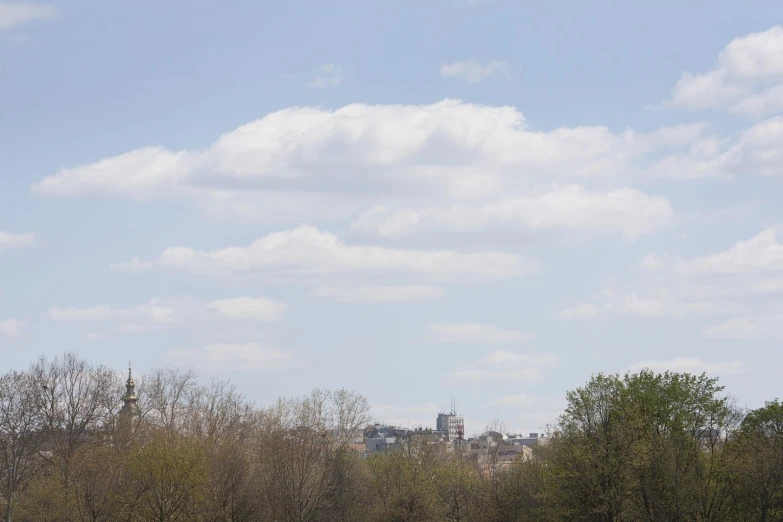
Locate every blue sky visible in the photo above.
<box><xmin>2</xmin><ymin>0</ymin><xmax>783</xmax><ymax>434</ymax></box>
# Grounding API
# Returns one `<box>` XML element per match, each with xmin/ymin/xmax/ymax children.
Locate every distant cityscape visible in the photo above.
<box><xmin>362</xmin><ymin>406</ymin><xmax>545</xmax><ymax>472</ymax></box>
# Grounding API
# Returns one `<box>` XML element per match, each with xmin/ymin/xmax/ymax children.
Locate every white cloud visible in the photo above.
<box><xmin>560</xmin><ymin>290</ymin><xmax>742</xmax><ymax>321</ymax></box>
<box><xmin>667</xmin><ymin>26</ymin><xmax>783</xmax><ymax>117</ymax></box>
<box><xmin>440</xmin><ymin>60</ymin><xmax>510</xmax><ymax>83</ymax></box>
<box><xmin>448</xmin><ymin>350</ymin><xmax>557</xmax><ymax>382</ymax></box>
<box><xmin>313</xmin><ymin>285</ymin><xmax>444</xmax><ymax>303</ymax></box>
<box><xmin>641</xmin><ymin>254</ymin><xmax>664</xmax><ymax>271</ymax></box>
<box><xmin>33</xmin><ymin>100</ymin><xmax>705</xmax><ymax>234</ymax></box>
<box><xmin>84</xmin><ymin>332</ymin><xmax>103</xmax><ymax>342</ymax></box>
<box><xmin>628</xmin><ymin>357</ymin><xmax>744</xmax><ymax>376</ymax></box>
<box><xmin>677</xmin><ymin>228</ymin><xmax>783</xmax><ymax>275</ymax></box>
<box><xmin>614</xmin><ymin>293</ymin><xmax>732</xmax><ymax>318</ymax></box>
<box><xmin>308</xmin><ymin>64</ymin><xmax>344</xmax><ymax>88</ymax></box>
<box><xmin>50</xmin><ymin>303</ymin><xmax>171</xmax><ymax>323</ymax></box>
<box><xmin>703</xmin><ymin>317</ymin><xmax>757</xmax><ymax>339</ymax></box>
<box><xmin>0</xmin><ymin>231</ymin><xmax>34</xmax><ymax>248</ymax></box>
<box><xmin>350</xmin><ymin>185</ymin><xmax>674</xmax><ymax>239</ymax></box>
<box><xmin>428</xmin><ymin>323</ymin><xmax>531</xmax><ymax>343</ymax></box>
<box><xmin>0</xmin><ymin>1</ymin><xmax>57</xmax><ymax>32</ymax></box>
<box><xmin>559</xmin><ymin>303</ymin><xmax>600</xmax><ymax>319</ymax></box>
<box><xmin>560</xmin><ymin>226</ymin><xmax>783</xmax><ymax>344</ymax></box>
<box><xmin>703</xmin><ymin>314</ymin><xmax>783</xmax><ymax>340</ymax></box>
<box><xmin>205</xmin><ymin>296</ymin><xmax>287</xmax><ymax>322</ymax></box>
<box><xmin>0</xmin><ymin>319</ymin><xmax>23</xmax><ymax>338</ymax></box>
<box><xmin>50</xmin><ymin>296</ymin><xmax>288</xmax><ymax>330</ymax></box>
<box><xmin>168</xmin><ymin>342</ymin><xmax>307</xmax><ymax>371</ymax></box>
<box><xmin>118</xmin><ymin>225</ymin><xmax>531</xmax><ymax>282</ymax></box>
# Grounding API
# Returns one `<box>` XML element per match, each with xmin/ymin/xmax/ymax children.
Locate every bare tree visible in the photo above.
<box><xmin>30</xmin><ymin>354</ymin><xmax>119</xmax><ymax>485</ymax></box>
<box><xmin>187</xmin><ymin>378</ymin><xmax>255</xmax><ymax>444</ymax></box>
<box><xmin>138</xmin><ymin>368</ymin><xmax>197</xmax><ymax>436</ymax></box>
<box><xmin>260</xmin><ymin>389</ymin><xmax>371</xmax><ymax>522</ymax></box>
<box><xmin>204</xmin><ymin>441</ymin><xmax>263</xmax><ymax>522</ymax></box>
<box><xmin>0</xmin><ymin>371</ymin><xmax>48</xmax><ymax>522</ymax></box>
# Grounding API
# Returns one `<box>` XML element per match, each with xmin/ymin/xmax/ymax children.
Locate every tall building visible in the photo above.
<box><xmin>436</xmin><ymin>412</ymin><xmax>464</xmax><ymax>442</ymax></box>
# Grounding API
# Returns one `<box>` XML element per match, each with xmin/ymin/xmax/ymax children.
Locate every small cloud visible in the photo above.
<box><xmin>641</xmin><ymin>254</ymin><xmax>664</xmax><ymax>271</ymax></box>
<box><xmin>440</xmin><ymin>59</ymin><xmax>510</xmax><ymax>84</ymax></box>
<box><xmin>703</xmin><ymin>317</ymin><xmax>757</xmax><ymax>339</ymax></box>
<box><xmin>50</xmin><ymin>305</ymin><xmax>130</xmax><ymax>322</ymax></box>
<box><xmin>314</xmin><ymin>285</ymin><xmax>444</xmax><ymax>303</ymax></box>
<box><xmin>51</xmin><ymin>296</ymin><xmax>289</xmax><ymax>333</ymax></box>
<box><xmin>628</xmin><ymin>357</ymin><xmax>743</xmax><ymax>376</ymax></box>
<box><xmin>429</xmin><ymin>322</ymin><xmax>531</xmax><ymax>343</ymax></box>
<box><xmin>447</xmin><ymin>351</ymin><xmax>557</xmax><ymax>383</ymax></box>
<box><xmin>84</xmin><ymin>332</ymin><xmax>103</xmax><ymax>342</ymax></box>
<box><xmin>0</xmin><ymin>231</ymin><xmax>34</xmax><ymax>248</ymax></box>
<box><xmin>308</xmin><ymin>64</ymin><xmax>344</xmax><ymax>88</ymax></box>
<box><xmin>0</xmin><ymin>319</ymin><xmax>24</xmax><ymax>338</ymax></box>
<box><xmin>168</xmin><ymin>342</ymin><xmax>308</xmax><ymax>372</ymax></box>
<box><xmin>560</xmin><ymin>303</ymin><xmax>600</xmax><ymax>319</ymax></box>
<box><xmin>206</xmin><ymin>296</ymin><xmax>287</xmax><ymax>322</ymax></box>
<box><xmin>0</xmin><ymin>2</ymin><xmax>58</xmax><ymax>32</ymax></box>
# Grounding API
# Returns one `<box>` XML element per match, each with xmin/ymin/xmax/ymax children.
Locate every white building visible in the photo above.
<box><xmin>436</xmin><ymin>412</ymin><xmax>464</xmax><ymax>442</ymax></box>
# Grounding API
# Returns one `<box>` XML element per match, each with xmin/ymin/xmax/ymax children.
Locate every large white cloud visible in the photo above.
<box><xmin>667</xmin><ymin>26</ymin><xmax>783</xmax><ymax>118</ymax></box>
<box><xmin>116</xmin><ymin>225</ymin><xmax>532</xmax><ymax>282</ymax></box>
<box><xmin>32</xmin><ymin>100</ymin><xmax>700</xmax><ymax>235</ymax></box>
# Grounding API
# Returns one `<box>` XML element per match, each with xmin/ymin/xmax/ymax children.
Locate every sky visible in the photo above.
<box><xmin>1</xmin><ymin>0</ymin><xmax>783</xmax><ymax>436</ymax></box>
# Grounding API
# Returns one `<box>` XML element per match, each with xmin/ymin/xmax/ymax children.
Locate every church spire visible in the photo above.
<box><xmin>120</xmin><ymin>361</ymin><xmax>138</xmax><ymax>416</ymax></box>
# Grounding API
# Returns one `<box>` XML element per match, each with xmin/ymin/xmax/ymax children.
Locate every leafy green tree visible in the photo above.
<box><xmin>727</xmin><ymin>400</ymin><xmax>783</xmax><ymax>521</ymax></box>
<box><xmin>545</xmin><ymin>373</ymin><xmax>635</xmax><ymax>521</ymax></box>
<box><xmin>622</xmin><ymin>371</ymin><xmax>741</xmax><ymax>522</ymax></box>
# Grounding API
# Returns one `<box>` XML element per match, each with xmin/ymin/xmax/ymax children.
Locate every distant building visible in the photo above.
<box><xmin>363</xmin><ymin>425</ymin><xmax>409</xmax><ymax>455</ymax></box>
<box><xmin>508</xmin><ymin>432</ymin><xmax>545</xmax><ymax>447</ymax></box>
<box><xmin>436</xmin><ymin>412</ymin><xmax>464</xmax><ymax>442</ymax></box>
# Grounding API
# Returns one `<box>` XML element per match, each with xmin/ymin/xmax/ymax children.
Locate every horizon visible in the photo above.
<box><xmin>2</xmin><ymin>1</ymin><xmax>783</xmax><ymax>436</ymax></box>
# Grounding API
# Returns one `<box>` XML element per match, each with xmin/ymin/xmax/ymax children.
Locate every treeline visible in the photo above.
<box><xmin>0</xmin><ymin>354</ymin><xmax>780</xmax><ymax>521</ymax></box>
